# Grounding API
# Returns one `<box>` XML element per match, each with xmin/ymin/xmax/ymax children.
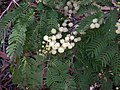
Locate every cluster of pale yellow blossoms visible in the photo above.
<box><xmin>115</xmin><ymin>19</ymin><xmax>120</xmax><ymax>34</ymax></box>
<box><xmin>90</xmin><ymin>18</ymin><xmax>101</xmax><ymax>29</ymax></box>
<box><xmin>39</xmin><ymin>0</ymin><xmax>82</xmax><ymax>55</ymax></box>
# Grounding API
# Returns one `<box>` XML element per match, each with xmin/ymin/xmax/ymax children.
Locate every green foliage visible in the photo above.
<box><xmin>11</xmin><ymin>55</ymin><xmax>44</xmax><ymax>89</ymax></box>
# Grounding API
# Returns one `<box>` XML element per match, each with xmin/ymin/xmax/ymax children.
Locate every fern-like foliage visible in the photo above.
<box><xmin>6</xmin><ymin>8</ymin><xmax>34</xmax><ymax>58</ymax></box>
<box><xmin>6</xmin><ymin>23</ymin><xmax>27</xmax><ymax>58</ymax></box>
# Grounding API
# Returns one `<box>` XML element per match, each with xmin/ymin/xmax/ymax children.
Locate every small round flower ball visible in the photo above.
<box><xmin>55</xmin><ymin>42</ymin><xmax>60</xmax><ymax>48</ymax></box>
<box><xmin>116</xmin><ymin>30</ymin><xmax>120</xmax><ymax>34</ymax></box>
<box><xmin>70</xmin><ymin>35</ymin><xmax>75</xmax><ymax>40</ymax></box>
<box><xmin>67</xmin><ymin>42</ymin><xmax>71</xmax><ymax>46</ymax></box>
<box><xmin>58</xmin><ymin>47</ymin><xmax>64</xmax><ymax>53</ymax></box>
<box><xmin>74</xmin><ymin>38</ymin><xmax>78</xmax><ymax>42</ymax></box>
<box><xmin>47</xmin><ymin>39</ymin><xmax>51</xmax><ymax>42</ymax></box>
<box><xmin>75</xmin><ymin>6</ymin><xmax>80</xmax><ymax>11</ymax></box>
<box><xmin>56</xmin><ymin>33</ymin><xmax>62</xmax><ymax>39</ymax></box>
<box><xmin>42</xmin><ymin>41</ymin><xmax>45</xmax><ymax>44</ymax></box>
<box><xmin>65</xmin><ymin>36</ymin><xmax>70</xmax><ymax>41</ymax></box>
<box><xmin>43</xmin><ymin>35</ymin><xmax>49</xmax><ymax>41</ymax></box>
<box><xmin>67</xmin><ymin>1</ymin><xmax>72</xmax><ymax>6</ymax></box>
<box><xmin>116</xmin><ymin>87</ymin><xmax>119</xmax><ymax>90</ymax></box>
<box><xmin>118</xmin><ymin>19</ymin><xmax>120</xmax><ymax>23</ymax></box>
<box><xmin>64</xmin><ymin>6</ymin><xmax>69</xmax><ymax>11</ymax></box>
<box><xmin>64</xmin><ymin>19</ymin><xmax>69</xmax><ymax>23</ymax></box>
<box><xmin>72</xmin><ymin>31</ymin><xmax>78</xmax><ymax>35</ymax></box>
<box><xmin>42</xmin><ymin>45</ymin><xmax>44</xmax><ymax>48</ymax></box>
<box><xmin>73</xmin><ymin>2</ymin><xmax>78</xmax><ymax>7</ymax></box>
<box><xmin>68</xmin><ymin>22</ymin><xmax>74</xmax><ymax>27</ymax></box>
<box><xmin>95</xmin><ymin>23</ymin><xmax>100</xmax><ymax>28</ymax></box>
<box><xmin>52</xmin><ymin>35</ymin><xmax>56</xmax><ymax>41</ymax></box>
<box><xmin>115</xmin><ymin>22</ymin><xmax>120</xmax><ymax>27</ymax></box>
<box><xmin>63</xmin><ymin>27</ymin><xmax>68</xmax><ymax>32</ymax></box>
<box><xmin>62</xmin><ymin>43</ymin><xmax>68</xmax><ymax>48</ymax></box>
<box><xmin>49</xmin><ymin>41</ymin><xmax>55</xmax><ymax>47</ymax></box>
<box><xmin>60</xmin><ymin>39</ymin><xmax>65</xmax><ymax>44</ymax></box>
<box><xmin>71</xmin><ymin>42</ymin><xmax>75</xmax><ymax>47</ymax></box>
<box><xmin>69</xmin><ymin>5</ymin><xmax>73</xmax><ymax>9</ymax></box>
<box><xmin>58</xmin><ymin>24</ymin><xmax>60</xmax><ymax>27</ymax></box>
<box><xmin>59</xmin><ymin>27</ymin><xmax>64</xmax><ymax>32</ymax></box>
<box><xmin>39</xmin><ymin>49</ymin><xmax>42</xmax><ymax>52</ymax></box>
<box><xmin>118</xmin><ymin>26</ymin><xmax>120</xmax><ymax>30</ymax></box>
<box><xmin>67</xmin><ymin>34</ymin><xmax>71</xmax><ymax>37</ymax></box>
<box><xmin>75</xmin><ymin>24</ymin><xmax>79</xmax><ymax>29</ymax></box>
<box><xmin>51</xmin><ymin>28</ymin><xmax>56</xmax><ymax>34</ymax></box>
<box><xmin>92</xmin><ymin>18</ymin><xmax>98</xmax><ymax>23</ymax></box>
<box><xmin>69</xmin><ymin>10</ymin><xmax>73</xmax><ymax>14</ymax></box>
<box><xmin>46</xmin><ymin>47</ymin><xmax>50</xmax><ymax>51</ymax></box>
<box><xmin>62</xmin><ymin>22</ymin><xmax>67</xmax><ymax>27</ymax></box>
<box><xmin>51</xmin><ymin>50</ymin><xmax>57</xmax><ymax>55</ymax></box>
<box><xmin>90</xmin><ymin>23</ymin><xmax>95</xmax><ymax>29</ymax></box>
<box><xmin>68</xmin><ymin>45</ymin><xmax>73</xmax><ymax>49</ymax></box>
<box><xmin>77</xmin><ymin>37</ymin><xmax>81</xmax><ymax>41</ymax></box>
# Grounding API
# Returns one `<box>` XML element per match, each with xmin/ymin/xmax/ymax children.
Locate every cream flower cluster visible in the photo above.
<box><xmin>39</xmin><ymin>26</ymin><xmax>81</xmax><ymax>55</ymax></box>
<box><xmin>63</xmin><ymin>0</ymin><xmax>80</xmax><ymax>15</ymax></box>
<box><xmin>39</xmin><ymin>0</ymin><xmax>82</xmax><ymax>55</ymax></box>
<box><xmin>90</xmin><ymin>18</ymin><xmax>100</xmax><ymax>29</ymax></box>
<box><xmin>115</xmin><ymin>19</ymin><xmax>120</xmax><ymax>34</ymax></box>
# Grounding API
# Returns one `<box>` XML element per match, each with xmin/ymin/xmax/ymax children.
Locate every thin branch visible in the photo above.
<box><xmin>0</xmin><ymin>0</ymin><xmax>20</xmax><ymax>19</ymax></box>
<box><xmin>0</xmin><ymin>1</ymin><xmax>13</xmax><ymax>19</ymax></box>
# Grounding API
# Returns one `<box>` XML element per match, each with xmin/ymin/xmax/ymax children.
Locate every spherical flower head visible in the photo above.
<box><xmin>73</xmin><ymin>2</ymin><xmax>78</xmax><ymax>7</ymax></box>
<box><xmin>62</xmin><ymin>22</ymin><xmax>67</xmax><ymax>27</ymax></box>
<box><xmin>68</xmin><ymin>45</ymin><xmax>73</xmax><ymax>49</ymax></box>
<box><xmin>74</xmin><ymin>38</ymin><xmax>78</xmax><ymax>42</ymax></box>
<box><xmin>51</xmin><ymin>28</ymin><xmax>57</xmax><ymax>34</ymax></box>
<box><xmin>51</xmin><ymin>50</ymin><xmax>57</xmax><ymax>55</ymax></box>
<box><xmin>95</xmin><ymin>23</ymin><xmax>100</xmax><ymax>28</ymax></box>
<box><xmin>62</xmin><ymin>43</ymin><xmax>68</xmax><ymax>48</ymax></box>
<box><xmin>69</xmin><ymin>10</ymin><xmax>73</xmax><ymax>14</ymax></box>
<box><xmin>43</xmin><ymin>35</ymin><xmax>49</xmax><ymax>41</ymax></box>
<box><xmin>77</xmin><ymin>37</ymin><xmax>81</xmax><ymax>41</ymax></box>
<box><xmin>64</xmin><ymin>6</ymin><xmax>69</xmax><ymax>11</ymax></box>
<box><xmin>70</xmin><ymin>35</ymin><xmax>75</xmax><ymax>40</ymax></box>
<box><xmin>52</xmin><ymin>35</ymin><xmax>56</xmax><ymax>41</ymax></box>
<box><xmin>68</xmin><ymin>22</ymin><xmax>74</xmax><ymax>27</ymax></box>
<box><xmin>65</xmin><ymin>36</ymin><xmax>70</xmax><ymax>41</ymax></box>
<box><xmin>118</xmin><ymin>26</ymin><xmax>120</xmax><ymax>30</ymax></box>
<box><xmin>75</xmin><ymin>24</ymin><xmax>79</xmax><ymax>29</ymax></box>
<box><xmin>116</xmin><ymin>30</ymin><xmax>120</xmax><ymax>34</ymax></box>
<box><xmin>118</xmin><ymin>19</ymin><xmax>120</xmax><ymax>23</ymax></box>
<box><xmin>58</xmin><ymin>47</ymin><xmax>64</xmax><ymax>53</ymax></box>
<box><xmin>49</xmin><ymin>41</ymin><xmax>55</xmax><ymax>47</ymax></box>
<box><xmin>59</xmin><ymin>27</ymin><xmax>64</xmax><ymax>32</ymax></box>
<box><xmin>71</xmin><ymin>42</ymin><xmax>75</xmax><ymax>47</ymax></box>
<box><xmin>56</xmin><ymin>33</ymin><xmax>62</xmax><ymax>39</ymax></box>
<box><xmin>90</xmin><ymin>23</ymin><xmax>95</xmax><ymax>29</ymax></box>
<box><xmin>115</xmin><ymin>22</ymin><xmax>120</xmax><ymax>27</ymax></box>
<box><xmin>63</xmin><ymin>27</ymin><xmax>68</xmax><ymax>32</ymax></box>
<box><xmin>55</xmin><ymin>42</ymin><xmax>60</xmax><ymax>48</ymax></box>
<box><xmin>42</xmin><ymin>41</ymin><xmax>45</xmax><ymax>44</ymax></box>
<box><xmin>72</xmin><ymin>31</ymin><xmax>78</xmax><ymax>35</ymax></box>
<box><xmin>60</xmin><ymin>39</ymin><xmax>65</xmax><ymax>44</ymax></box>
<box><xmin>92</xmin><ymin>18</ymin><xmax>98</xmax><ymax>23</ymax></box>
<box><xmin>67</xmin><ymin>34</ymin><xmax>71</xmax><ymax>37</ymax></box>
<box><xmin>75</xmin><ymin>6</ymin><xmax>80</xmax><ymax>11</ymax></box>
<box><xmin>67</xmin><ymin>1</ymin><xmax>72</xmax><ymax>6</ymax></box>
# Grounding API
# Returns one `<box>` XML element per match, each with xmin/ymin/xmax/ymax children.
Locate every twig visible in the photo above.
<box><xmin>0</xmin><ymin>0</ymin><xmax>20</xmax><ymax>19</ymax></box>
<box><xmin>0</xmin><ymin>1</ymin><xmax>13</xmax><ymax>19</ymax></box>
